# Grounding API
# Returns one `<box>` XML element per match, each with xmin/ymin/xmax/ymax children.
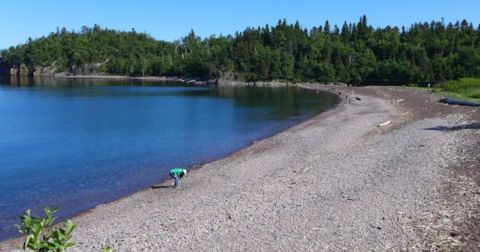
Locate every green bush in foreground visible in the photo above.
<box><xmin>16</xmin><ymin>207</ymin><xmax>76</xmax><ymax>252</ymax></box>
<box><xmin>16</xmin><ymin>207</ymin><xmax>114</xmax><ymax>252</ymax></box>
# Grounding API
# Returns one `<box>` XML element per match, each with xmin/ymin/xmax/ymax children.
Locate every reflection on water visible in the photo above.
<box><xmin>0</xmin><ymin>77</ymin><xmax>339</xmax><ymax>240</ymax></box>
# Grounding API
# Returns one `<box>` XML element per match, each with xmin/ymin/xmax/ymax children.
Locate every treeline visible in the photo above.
<box><xmin>1</xmin><ymin>16</ymin><xmax>480</xmax><ymax>85</ymax></box>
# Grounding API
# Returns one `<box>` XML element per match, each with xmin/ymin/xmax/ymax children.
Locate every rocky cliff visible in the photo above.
<box><xmin>9</xmin><ymin>62</ymin><xmax>103</xmax><ymax>77</ymax></box>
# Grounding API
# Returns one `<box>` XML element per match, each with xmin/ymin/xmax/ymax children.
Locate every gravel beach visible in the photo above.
<box><xmin>1</xmin><ymin>85</ymin><xmax>478</xmax><ymax>251</ymax></box>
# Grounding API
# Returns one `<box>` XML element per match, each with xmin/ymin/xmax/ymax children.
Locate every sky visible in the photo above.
<box><xmin>1</xmin><ymin>0</ymin><xmax>479</xmax><ymax>49</ymax></box>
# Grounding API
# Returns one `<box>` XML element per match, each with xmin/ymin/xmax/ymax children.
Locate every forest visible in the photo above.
<box><xmin>1</xmin><ymin>16</ymin><xmax>480</xmax><ymax>85</ymax></box>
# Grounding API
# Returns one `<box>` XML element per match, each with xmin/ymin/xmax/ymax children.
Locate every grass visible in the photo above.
<box><xmin>439</xmin><ymin>78</ymin><xmax>480</xmax><ymax>101</ymax></box>
<box><xmin>395</xmin><ymin>78</ymin><xmax>480</xmax><ymax>103</ymax></box>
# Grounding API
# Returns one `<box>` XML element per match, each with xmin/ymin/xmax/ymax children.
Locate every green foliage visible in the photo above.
<box><xmin>1</xmin><ymin>18</ymin><xmax>480</xmax><ymax>85</ymax></box>
<box><xmin>101</xmin><ymin>246</ymin><xmax>115</xmax><ymax>252</ymax></box>
<box><xmin>398</xmin><ymin>78</ymin><xmax>480</xmax><ymax>102</ymax></box>
<box><xmin>16</xmin><ymin>207</ymin><xmax>76</xmax><ymax>252</ymax></box>
<box><xmin>440</xmin><ymin>78</ymin><xmax>480</xmax><ymax>100</ymax></box>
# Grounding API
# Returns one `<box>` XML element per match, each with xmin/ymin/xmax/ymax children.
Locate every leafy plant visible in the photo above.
<box><xmin>16</xmin><ymin>207</ymin><xmax>76</xmax><ymax>252</ymax></box>
<box><xmin>101</xmin><ymin>246</ymin><xmax>115</xmax><ymax>252</ymax></box>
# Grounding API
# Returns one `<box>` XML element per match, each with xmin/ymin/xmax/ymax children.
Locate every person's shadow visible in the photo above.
<box><xmin>150</xmin><ymin>185</ymin><xmax>173</xmax><ymax>189</ymax></box>
<box><xmin>424</xmin><ymin>122</ymin><xmax>480</xmax><ymax>131</ymax></box>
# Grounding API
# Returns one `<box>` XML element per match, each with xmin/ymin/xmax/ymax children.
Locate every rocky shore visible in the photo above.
<box><xmin>5</xmin><ymin>69</ymin><xmax>323</xmax><ymax>87</ymax></box>
<box><xmin>1</xmin><ymin>85</ymin><xmax>478</xmax><ymax>251</ymax></box>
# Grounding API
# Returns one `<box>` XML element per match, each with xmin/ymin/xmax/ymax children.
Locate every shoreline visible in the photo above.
<box><xmin>0</xmin><ymin>83</ymin><xmax>341</xmax><ymax>245</ymax></box>
<box><xmin>5</xmin><ymin>74</ymin><xmax>338</xmax><ymax>87</ymax></box>
<box><xmin>1</xmin><ymin>85</ymin><xmax>478</xmax><ymax>251</ymax></box>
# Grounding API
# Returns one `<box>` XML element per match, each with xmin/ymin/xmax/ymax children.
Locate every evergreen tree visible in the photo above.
<box><xmin>1</xmin><ymin>17</ymin><xmax>480</xmax><ymax>85</ymax></box>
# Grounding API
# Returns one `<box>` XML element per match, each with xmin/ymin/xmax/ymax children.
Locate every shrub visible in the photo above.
<box><xmin>441</xmin><ymin>78</ymin><xmax>480</xmax><ymax>99</ymax></box>
<box><xmin>16</xmin><ymin>207</ymin><xmax>76</xmax><ymax>252</ymax></box>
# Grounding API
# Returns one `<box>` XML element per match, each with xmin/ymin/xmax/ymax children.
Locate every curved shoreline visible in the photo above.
<box><xmin>6</xmin><ymin>74</ymin><xmax>338</xmax><ymax>88</ymax></box>
<box><xmin>0</xmin><ymin>84</ymin><xmax>340</xmax><ymax>244</ymax></box>
<box><xmin>1</xmin><ymin>85</ymin><xmax>479</xmax><ymax>251</ymax></box>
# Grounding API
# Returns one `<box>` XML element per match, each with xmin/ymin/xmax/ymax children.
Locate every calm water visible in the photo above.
<box><xmin>0</xmin><ymin>77</ymin><xmax>338</xmax><ymax>240</ymax></box>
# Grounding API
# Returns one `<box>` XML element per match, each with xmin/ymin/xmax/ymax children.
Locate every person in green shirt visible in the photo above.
<box><xmin>169</xmin><ymin>168</ymin><xmax>187</xmax><ymax>188</ymax></box>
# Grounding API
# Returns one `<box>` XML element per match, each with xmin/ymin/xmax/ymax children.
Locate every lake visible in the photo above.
<box><xmin>0</xmin><ymin>77</ymin><xmax>339</xmax><ymax>240</ymax></box>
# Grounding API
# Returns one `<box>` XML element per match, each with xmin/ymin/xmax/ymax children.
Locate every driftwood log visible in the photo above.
<box><xmin>439</xmin><ymin>97</ymin><xmax>480</xmax><ymax>107</ymax></box>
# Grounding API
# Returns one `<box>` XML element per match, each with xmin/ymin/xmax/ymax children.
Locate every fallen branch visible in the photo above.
<box><xmin>378</xmin><ymin>120</ymin><xmax>392</xmax><ymax>127</ymax></box>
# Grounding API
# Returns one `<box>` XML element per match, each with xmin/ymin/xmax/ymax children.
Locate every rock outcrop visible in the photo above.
<box><xmin>33</xmin><ymin>66</ymin><xmax>56</xmax><ymax>77</ymax></box>
<box><xmin>8</xmin><ymin>62</ymin><xmax>104</xmax><ymax>77</ymax></box>
<box><xmin>9</xmin><ymin>64</ymin><xmax>31</xmax><ymax>76</ymax></box>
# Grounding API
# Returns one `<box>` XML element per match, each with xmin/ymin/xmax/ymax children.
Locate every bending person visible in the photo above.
<box><xmin>169</xmin><ymin>168</ymin><xmax>187</xmax><ymax>188</ymax></box>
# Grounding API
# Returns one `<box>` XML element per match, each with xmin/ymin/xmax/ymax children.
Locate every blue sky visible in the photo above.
<box><xmin>1</xmin><ymin>0</ymin><xmax>479</xmax><ymax>49</ymax></box>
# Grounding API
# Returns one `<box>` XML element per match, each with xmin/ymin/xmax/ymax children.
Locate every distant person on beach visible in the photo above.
<box><xmin>169</xmin><ymin>168</ymin><xmax>187</xmax><ymax>188</ymax></box>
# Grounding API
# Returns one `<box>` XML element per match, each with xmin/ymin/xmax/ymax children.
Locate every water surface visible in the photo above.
<box><xmin>0</xmin><ymin>77</ymin><xmax>339</xmax><ymax>240</ymax></box>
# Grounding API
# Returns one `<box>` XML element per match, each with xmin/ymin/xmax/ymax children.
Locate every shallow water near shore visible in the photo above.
<box><xmin>0</xmin><ymin>77</ymin><xmax>338</xmax><ymax>240</ymax></box>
